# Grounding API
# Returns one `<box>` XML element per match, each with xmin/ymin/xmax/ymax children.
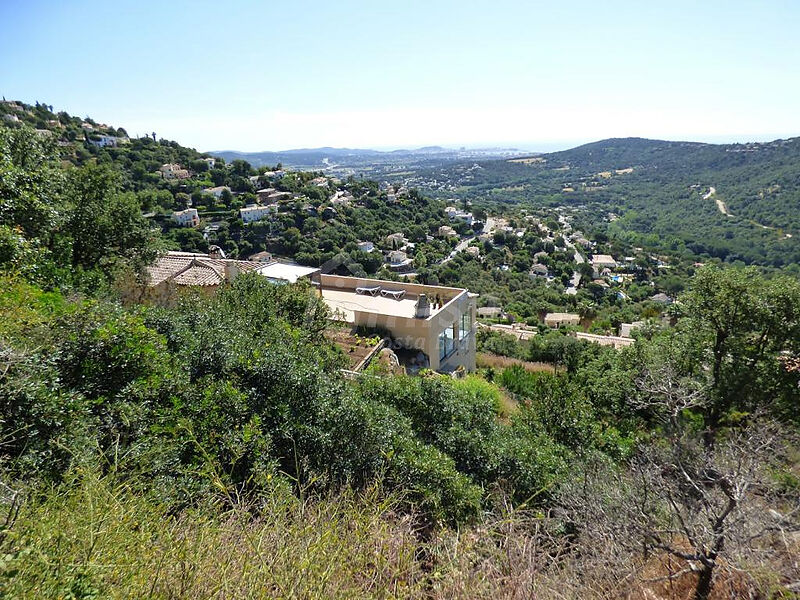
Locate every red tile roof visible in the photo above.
<box><xmin>147</xmin><ymin>252</ymin><xmax>261</xmax><ymax>287</ymax></box>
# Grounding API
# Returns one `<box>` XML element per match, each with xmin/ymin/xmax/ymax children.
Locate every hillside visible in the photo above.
<box><xmin>2</xmin><ymin>101</ymin><xmax>800</xmax><ymax>599</ymax></box>
<box><xmin>409</xmin><ymin>136</ymin><xmax>800</xmax><ymax>268</ymax></box>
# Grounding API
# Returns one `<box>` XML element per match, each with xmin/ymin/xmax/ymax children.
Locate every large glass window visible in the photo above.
<box><xmin>439</xmin><ymin>325</ymin><xmax>455</xmax><ymax>360</ymax></box>
<box><xmin>459</xmin><ymin>312</ymin><xmax>471</xmax><ymax>340</ymax></box>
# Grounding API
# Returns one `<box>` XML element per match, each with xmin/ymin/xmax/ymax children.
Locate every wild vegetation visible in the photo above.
<box><xmin>411</xmin><ymin>137</ymin><xmax>800</xmax><ymax>269</ymax></box>
<box><xmin>1</xmin><ymin>113</ymin><xmax>800</xmax><ymax>598</ymax></box>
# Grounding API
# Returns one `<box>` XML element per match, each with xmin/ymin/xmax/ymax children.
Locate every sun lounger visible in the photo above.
<box><xmin>381</xmin><ymin>289</ymin><xmax>406</xmax><ymax>300</ymax></box>
<box><xmin>356</xmin><ymin>285</ymin><xmax>381</xmax><ymax>296</ymax></box>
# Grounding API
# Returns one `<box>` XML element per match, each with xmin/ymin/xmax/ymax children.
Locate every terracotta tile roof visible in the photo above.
<box><xmin>147</xmin><ymin>252</ymin><xmax>261</xmax><ymax>287</ymax></box>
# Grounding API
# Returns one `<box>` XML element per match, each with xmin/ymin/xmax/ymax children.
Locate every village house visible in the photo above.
<box><xmin>620</xmin><ymin>321</ymin><xmax>645</xmax><ymax>338</ymax></box>
<box><xmin>172</xmin><ymin>208</ymin><xmax>199</xmax><ymax>227</ymax></box>
<box><xmin>438</xmin><ymin>225</ymin><xmax>457</xmax><ymax>238</ymax></box>
<box><xmin>385</xmin><ymin>232</ymin><xmax>407</xmax><ymax>248</ymax></box>
<box><xmin>240</xmin><ymin>204</ymin><xmax>275</xmax><ymax>224</ymax></box>
<box><xmin>142</xmin><ymin>251</ymin><xmax>261</xmax><ymax>304</ymax></box>
<box><xmin>316</xmin><ymin>274</ymin><xmax>477</xmax><ymax>373</ymax></box>
<box><xmin>204</xmin><ymin>185</ymin><xmax>231</xmax><ymax>199</ymax></box>
<box><xmin>387</xmin><ymin>250</ymin><xmax>413</xmax><ymax>272</ymax></box>
<box><xmin>357</xmin><ymin>241</ymin><xmax>375</xmax><ymax>253</ymax></box>
<box><xmin>544</xmin><ymin>312</ymin><xmax>581</xmax><ymax>328</ymax></box>
<box><xmin>649</xmin><ymin>292</ymin><xmax>673</xmax><ymax>305</ymax></box>
<box><xmin>329</xmin><ymin>190</ymin><xmax>353</xmax><ymax>205</ymax></box>
<box><xmin>143</xmin><ymin>251</ymin><xmax>320</xmax><ymax>305</ymax></box>
<box><xmin>476</xmin><ymin>306</ymin><xmax>505</xmax><ymax>319</ymax></box>
<box><xmin>203</xmin><ymin>157</ymin><xmax>216</xmax><ymax>170</ymax></box>
<box><xmin>248</xmin><ymin>251</ymin><xmax>273</xmax><ymax>263</ymax></box>
<box><xmin>529</xmin><ymin>263</ymin><xmax>549</xmax><ymax>278</ymax></box>
<box><xmin>160</xmin><ymin>163</ymin><xmax>190</xmax><ymax>180</ymax></box>
<box><xmin>444</xmin><ymin>206</ymin><xmax>474</xmax><ymax>225</ymax></box>
<box><xmin>88</xmin><ymin>134</ymin><xmax>119</xmax><ymax>148</ymax></box>
<box><xmin>256</xmin><ymin>188</ymin><xmax>277</xmax><ymax>202</ymax></box>
<box><xmin>591</xmin><ymin>254</ymin><xmax>617</xmax><ymax>270</ymax></box>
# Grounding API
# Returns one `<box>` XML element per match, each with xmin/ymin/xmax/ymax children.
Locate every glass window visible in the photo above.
<box><xmin>439</xmin><ymin>325</ymin><xmax>455</xmax><ymax>360</ymax></box>
<box><xmin>459</xmin><ymin>312</ymin><xmax>471</xmax><ymax>340</ymax></box>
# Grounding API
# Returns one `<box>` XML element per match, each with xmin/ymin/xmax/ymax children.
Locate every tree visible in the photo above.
<box><xmin>66</xmin><ymin>165</ymin><xmax>161</xmax><ymax>278</ymax></box>
<box><xmin>678</xmin><ymin>267</ymin><xmax>800</xmax><ymax>443</ymax></box>
<box><xmin>561</xmin><ymin>419</ymin><xmax>797</xmax><ymax>600</ymax></box>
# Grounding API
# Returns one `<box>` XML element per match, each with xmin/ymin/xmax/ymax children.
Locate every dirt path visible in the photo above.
<box><xmin>704</xmin><ymin>186</ymin><xmax>792</xmax><ymax>238</ymax></box>
<box><xmin>704</xmin><ymin>186</ymin><xmax>733</xmax><ymax>217</ymax></box>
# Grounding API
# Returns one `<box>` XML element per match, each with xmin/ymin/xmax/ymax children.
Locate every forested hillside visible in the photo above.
<box><xmin>418</xmin><ymin>136</ymin><xmax>800</xmax><ymax>268</ymax></box>
<box><xmin>2</xmin><ymin>110</ymin><xmax>800</xmax><ymax>599</ymax></box>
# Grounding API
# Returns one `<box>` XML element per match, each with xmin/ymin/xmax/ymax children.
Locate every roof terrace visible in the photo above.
<box><xmin>317</xmin><ymin>274</ymin><xmax>466</xmax><ymax>323</ymax></box>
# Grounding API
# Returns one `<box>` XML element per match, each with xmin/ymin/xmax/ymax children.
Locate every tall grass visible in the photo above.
<box><xmin>1</xmin><ymin>471</ymin><xmax>424</xmax><ymax>599</ymax></box>
<box><xmin>1</xmin><ymin>472</ymin><xmax>792</xmax><ymax>599</ymax></box>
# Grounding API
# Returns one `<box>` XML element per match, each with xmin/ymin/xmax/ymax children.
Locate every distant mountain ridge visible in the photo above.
<box><xmin>540</xmin><ymin>136</ymin><xmax>800</xmax><ymax>172</ymax></box>
<box><xmin>211</xmin><ymin>145</ymin><xmax>520</xmax><ymax>168</ymax></box>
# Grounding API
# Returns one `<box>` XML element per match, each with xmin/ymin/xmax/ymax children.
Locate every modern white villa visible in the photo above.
<box><xmin>315</xmin><ymin>274</ymin><xmax>477</xmax><ymax>372</ymax></box>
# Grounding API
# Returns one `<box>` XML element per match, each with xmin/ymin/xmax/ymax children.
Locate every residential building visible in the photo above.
<box><xmin>160</xmin><ymin>163</ymin><xmax>190</xmax><ymax>180</ymax></box>
<box><xmin>248</xmin><ymin>251</ymin><xmax>274</xmax><ymax>263</ymax></box>
<box><xmin>204</xmin><ymin>186</ymin><xmax>231</xmax><ymax>199</ymax></box>
<box><xmin>143</xmin><ymin>251</ymin><xmax>319</xmax><ymax>304</ymax></box>
<box><xmin>172</xmin><ymin>208</ymin><xmax>199</xmax><ymax>227</ymax></box>
<box><xmin>591</xmin><ymin>254</ymin><xmax>618</xmax><ymax>270</ymax></box>
<box><xmin>476</xmin><ymin>306</ymin><xmax>505</xmax><ymax>319</ymax></box>
<box><xmin>544</xmin><ymin>312</ymin><xmax>580</xmax><ymax>328</ymax></box>
<box><xmin>619</xmin><ymin>321</ymin><xmax>645</xmax><ymax>338</ymax></box>
<box><xmin>143</xmin><ymin>250</ymin><xmax>262</xmax><ymax>304</ymax></box>
<box><xmin>385</xmin><ymin>232</ymin><xmax>407</xmax><ymax>248</ymax></box>
<box><xmin>529</xmin><ymin>263</ymin><xmax>549</xmax><ymax>277</ymax></box>
<box><xmin>388</xmin><ymin>250</ymin><xmax>408</xmax><ymax>265</ymax></box>
<box><xmin>257</xmin><ymin>261</ymin><xmax>320</xmax><ymax>284</ymax></box>
<box><xmin>203</xmin><ymin>157</ymin><xmax>216</xmax><ymax>169</ymax></box>
<box><xmin>329</xmin><ymin>190</ymin><xmax>353</xmax><ymax>205</ymax></box>
<box><xmin>240</xmin><ymin>204</ymin><xmax>275</xmax><ymax>223</ymax></box>
<box><xmin>88</xmin><ymin>134</ymin><xmax>119</xmax><ymax>148</ymax></box>
<box><xmin>317</xmin><ymin>274</ymin><xmax>477</xmax><ymax>372</ymax></box>
<box><xmin>387</xmin><ymin>250</ymin><xmax>413</xmax><ymax>272</ymax></box>
<box><xmin>357</xmin><ymin>241</ymin><xmax>375</xmax><ymax>253</ymax></box>
<box><xmin>438</xmin><ymin>225</ymin><xmax>457</xmax><ymax>238</ymax></box>
<box><xmin>444</xmin><ymin>206</ymin><xmax>474</xmax><ymax>225</ymax></box>
<box><xmin>649</xmin><ymin>292</ymin><xmax>673</xmax><ymax>305</ymax></box>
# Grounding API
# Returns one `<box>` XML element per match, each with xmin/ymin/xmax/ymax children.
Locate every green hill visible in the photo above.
<box><xmin>423</xmin><ymin>136</ymin><xmax>800</xmax><ymax>267</ymax></box>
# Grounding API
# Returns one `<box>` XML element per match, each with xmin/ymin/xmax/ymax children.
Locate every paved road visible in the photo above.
<box><xmin>563</xmin><ymin>237</ymin><xmax>585</xmax><ymax>295</ymax></box>
<box><xmin>440</xmin><ymin>216</ymin><xmax>498</xmax><ymax>264</ymax></box>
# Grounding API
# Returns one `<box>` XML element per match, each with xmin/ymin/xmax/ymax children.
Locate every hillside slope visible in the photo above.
<box><xmin>418</xmin><ymin>136</ymin><xmax>800</xmax><ymax>267</ymax></box>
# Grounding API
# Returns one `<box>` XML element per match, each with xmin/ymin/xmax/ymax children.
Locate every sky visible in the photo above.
<box><xmin>2</xmin><ymin>0</ymin><xmax>799</xmax><ymax>152</ymax></box>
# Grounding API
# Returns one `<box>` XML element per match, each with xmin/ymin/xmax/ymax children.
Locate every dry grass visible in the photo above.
<box><xmin>1</xmin><ymin>473</ymin><xmax>793</xmax><ymax>599</ymax></box>
<box><xmin>477</xmin><ymin>352</ymin><xmax>556</xmax><ymax>373</ymax></box>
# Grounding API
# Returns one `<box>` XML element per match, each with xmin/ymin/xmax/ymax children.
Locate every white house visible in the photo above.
<box><xmin>357</xmin><ymin>241</ymin><xmax>375</xmax><ymax>253</ymax></box>
<box><xmin>160</xmin><ymin>163</ymin><xmax>190</xmax><ymax>180</ymax></box>
<box><xmin>203</xmin><ymin>157</ymin><xmax>216</xmax><ymax>169</ymax></box>
<box><xmin>240</xmin><ymin>204</ymin><xmax>275</xmax><ymax>223</ymax></box>
<box><xmin>444</xmin><ymin>206</ymin><xmax>474</xmax><ymax>226</ymax></box>
<box><xmin>88</xmin><ymin>134</ymin><xmax>119</xmax><ymax>148</ymax></box>
<box><xmin>204</xmin><ymin>186</ymin><xmax>231</xmax><ymax>199</ymax></box>
<box><xmin>172</xmin><ymin>208</ymin><xmax>199</xmax><ymax>227</ymax></box>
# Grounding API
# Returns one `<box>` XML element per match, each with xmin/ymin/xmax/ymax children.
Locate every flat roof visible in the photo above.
<box><xmin>322</xmin><ymin>287</ymin><xmax>420</xmax><ymax>321</ymax></box>
<box><xmin>257</xmin><ymin>262</ymin><xmax>319</xmax><ymax>283</ymax></box>
<box><xmin>319</xmin><ymin>275</ymin><xmax>468</xmax><ymax>323</ymax></box>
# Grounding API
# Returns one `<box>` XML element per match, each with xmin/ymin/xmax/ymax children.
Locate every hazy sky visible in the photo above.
<box><xmin>2</xmin><ymin>0</ymin><xmax>799</xmax><ymax>151</ymax></box>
